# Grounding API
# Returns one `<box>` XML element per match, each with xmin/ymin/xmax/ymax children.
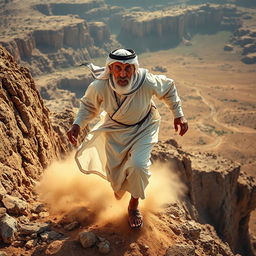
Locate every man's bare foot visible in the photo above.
<box><xmin>128</xmin><ymin>196</ymin><xmax>143</xmax><ymax>228</ymax></box>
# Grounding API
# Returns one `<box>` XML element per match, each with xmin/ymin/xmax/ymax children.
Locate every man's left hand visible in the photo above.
<box><xmin>174</xmin><ymin>116</ymin><xmax>188</xmax><ymax>136</ymax></box>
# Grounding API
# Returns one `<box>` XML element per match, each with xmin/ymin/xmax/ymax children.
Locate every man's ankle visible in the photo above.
<box><xmin>129</xmin><ymin>196</ymin><xmax>139</xmax><ymax>210</ymax></box>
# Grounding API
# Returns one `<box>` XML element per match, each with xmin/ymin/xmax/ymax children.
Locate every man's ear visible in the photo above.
<box><xmin>109</xmin><ymin>64</ymin><xmax>113</xmax><ymax>73</ymax></box>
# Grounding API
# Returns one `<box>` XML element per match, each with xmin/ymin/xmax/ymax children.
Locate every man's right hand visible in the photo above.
<box><xmin>67</xmin><ymin>124</ymin><xmax>80</xmax><ymax>145</ymax></box>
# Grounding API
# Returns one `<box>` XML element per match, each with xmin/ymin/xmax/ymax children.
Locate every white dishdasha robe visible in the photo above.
<box><xmin>74</xmin><ymin>68</ymin><xmax>184</xmax><ymax>199</ymax></box>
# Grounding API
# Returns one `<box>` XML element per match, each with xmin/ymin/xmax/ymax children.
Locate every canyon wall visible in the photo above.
<box><xmin>88</xmin><ymin>22</ymin><xmax>111</xmax><ymax>47</ymax></box>
<box><xmin>231</xmin><ymin>26</ymin><xmax>256</xmax><ymax>64</ymax></box>
<box><xmin>152</xmin><ymin>142</ymin><xmax>256</xmax><ymax>256</ymax></box>
<box><xmin>0</xmin><ymin>18</ymin><xmax>100</xmax><ymax>76</ymax></box>
<box><xmin>118</xmin><ymin>4</ymin><xmax>241</xmax><ymax>50</ymax></box>
<box><xmin>34</xmin><ymin>1</ymin><xmax>122</xmax><ymax>22</ymax></box>
<box><xmin>2</xmin><ymin>1</ymin><xmax>253</xmax><ymax>76</ymax></box>
<box><xmin>34</xmin><ymin>0</ymin><xmax>105</xmax><ymax>17</ymax></box>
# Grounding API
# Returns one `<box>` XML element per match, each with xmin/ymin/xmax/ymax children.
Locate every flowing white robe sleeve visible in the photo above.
<box><xmin>73</xmin><ymin>83</ymin><xmax>103</xmax><ymax>129</ymax></box>
<box><xmin>146</xmin><ymin>73</ymin><xmax>184</xmax><ymax>118</ymax></box>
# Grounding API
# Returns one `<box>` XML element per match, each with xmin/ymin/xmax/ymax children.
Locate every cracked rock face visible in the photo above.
<box><xmin>152</xmin><ymin>142</ymin><xmax>256</xmax><ymax>256</ymax></box>
<box><xmin>0</xmin><ymin>46</ymin><xmax>73</xmax><ymax>199</ymax></box>
<box><xmin>119</xmin><ymin>4</ymin><xmax>241</xmax><ymax>51</ymax></box>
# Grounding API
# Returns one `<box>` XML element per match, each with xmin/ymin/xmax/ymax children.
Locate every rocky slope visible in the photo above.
<box><xmin>0</xmin><ymin>45</ymin><xmax>256</xmax><ymax>255</ymax></box>
<box><xmin>152</xmin><ymin>142</ymin><xmax>256</xmax><ymax>256</ymax></box>
<box><xmin>228</xmin><ymin>14</ymin><xmax>256</xmax><ymax>64</ymax></box>
<box><xmin>0</xmin><ymin>46</ymin><xmax>76</xmax><ymax>199</ymax></box>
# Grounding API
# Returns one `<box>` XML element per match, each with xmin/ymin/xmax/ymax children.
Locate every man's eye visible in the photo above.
<box><xmin>125</xmin><ymin>66</ymin><xmax>131</xmax><ymax>72</ymax></box>
<box><xmin>115</xmin><ymin>66</ymin><xmax>121</xmax><ymax>71</ymax></box>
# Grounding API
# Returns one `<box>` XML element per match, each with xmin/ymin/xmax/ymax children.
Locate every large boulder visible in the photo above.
<box><xmin>2</xmin><ymin>195</ymin><xmax>28</xmax><ymax>215</ymax></box>
<box><xmin>0</xmin><ymin>214</ymin><xmax>17</xmax><ymax>244</ymax></box>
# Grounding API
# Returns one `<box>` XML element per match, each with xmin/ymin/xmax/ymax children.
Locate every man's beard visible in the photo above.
<box><xmin>112</xmin><ymin>75</ymin><xmax>134</xmax><ymax>95</ymax></box>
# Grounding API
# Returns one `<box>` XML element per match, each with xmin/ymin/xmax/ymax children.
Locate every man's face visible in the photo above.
<box><xmin>109</xmin><ymin>62</ymin><xmax>135</xmax><ymax>87</ymax></box>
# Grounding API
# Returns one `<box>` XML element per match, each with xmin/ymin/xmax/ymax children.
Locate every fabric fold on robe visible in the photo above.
<box><xmin>74</xmin><ymin>68</ymin><xmax>184</xmax><ymax>199</ymax></box>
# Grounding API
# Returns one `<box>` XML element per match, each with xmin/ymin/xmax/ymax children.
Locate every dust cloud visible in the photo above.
<box><xmin>36</xmin><ymin>152</ymin><xmax>187</xmax><ymax>225</ymax></box>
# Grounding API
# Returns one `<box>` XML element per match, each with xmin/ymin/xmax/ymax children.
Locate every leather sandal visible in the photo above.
<box><xmin>128</xmin><ymin>208</ymin><xmax>143</xmax><ymax>229</ymax></box>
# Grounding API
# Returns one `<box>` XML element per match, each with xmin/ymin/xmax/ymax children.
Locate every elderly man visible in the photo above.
<box><xmin>67</xmin><ymin>49</ymin><xmax>188</xmax><ymax>229</ymax></box>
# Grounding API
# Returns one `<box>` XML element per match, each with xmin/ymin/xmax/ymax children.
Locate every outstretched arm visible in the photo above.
<box><xmin>149</xmin><ymin>73</ymin><xmax>188</xmax><ymax>136</ymax></box>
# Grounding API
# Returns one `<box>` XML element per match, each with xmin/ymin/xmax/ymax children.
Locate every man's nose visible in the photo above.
<box><xmin>120</xmin><ymin>69</ymin><xmax>127</xmax><ymax>78</ymax></box>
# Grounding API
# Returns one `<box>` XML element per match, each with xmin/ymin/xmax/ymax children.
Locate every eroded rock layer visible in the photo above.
<box><xmin>118</xmin><ymin>4</ymin><xmax>241</xmax><ymax>50</ymax></box>
<box><xmin>152</xmin><ymin>142</ymin><xmax>256</xmax><ymax>256</ymax></box>
<box><xmin>0</xmin><ymin>16</ymin><xmax>97</xmax><ymax>76</ymax></box>
<box><xmin>0</xmin><ymin>46</ymin><xmax>74</xmax><ymax>199</ymax></box>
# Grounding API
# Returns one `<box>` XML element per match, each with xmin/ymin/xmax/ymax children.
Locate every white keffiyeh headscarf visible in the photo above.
<box><xmin>86</xmin><ymin>49</ymin><xmax>147</xmax><ymax>96</ymax></box>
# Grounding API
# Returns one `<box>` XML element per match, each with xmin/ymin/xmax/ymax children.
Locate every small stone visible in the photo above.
<box><xmin>39</xmin><ymin>212</ymin><xmax>49</xmax><ymax>218</ymax></box>
<box><xmin>30</xmin><ymin>213</ymin><xmax>38</xmax><ymax>221</ymax></box>
<box><xmin>0</xmin><ymin>208</ymin><xmax>7</xmax><ymax>219</ymax></box>
<box><xmin>40</xmin><ymin>231</ymin><xmax>63</xmax><ymax>242</ymax></box>
<box><xmin>166</xmin><ymin>243</ymin><xmax>195</xmax><ymax>256</ymax></box>
<box><xmin>0</xmin><ymin>251</ymin><xmax>8</xmax><ymax>256</ymax></box>
<box><xmin>19</xmin><ymin>222</ymin><xmax>50</xmax><ymax>235</ymax></box>
<box><xmin>129</xmin><ymin>242</ymin><xmax>137</xmax><ymax>249</ymax></box>
<box><xmin>224</xmin><ymin>44</ymin><xmax>233</xmax><ymax>51</ymax></box>
<box><xmin>170</xmin><ymin>214</ymin><xmax>179</xmax><ymax>220</ymax></box>
<box><xmin>183</xmin><ymin>39</ymin><xmax>192</xmax><ymax>46</ymax></box>
<box><xmin>169</xmin><ymin>223</ymin><xmax>181</xmax><ymax>235</ymax></box>
<box><xmin>12</xmin><ymin>240</ymin><xmax>24</xmax><ymax>247</ymax></box>
<box><xmin>180</xmin><ymin>221</ymin><xmax>201</xmax><ymax>240</ymax></box>
<box><xmin>79</xmin><ymin>231</ymin><xmax>97</xmax><ymax>248</ymax></box>
<box><xmin>64</xmin><ymin>221</ymin><xmax>79</xmax><ymax>231</ymax></box>
<box><xmin>97</xmin><ymin>240</ymin><xmax>111</xmax><ymax>254</ymax></box>
<box><xmin>242</xmin><ymin>53</ymin><xmax>256</xmax><ymax>64</ymax></box>
<box><xmin>30</xmin><ymin>232</ymin><xmax>38</xmax><ymax>239</ymax></box>
<box><xmin>142</xmin><ymin>244</ymin><xmax>149</xmax><ymax>250</ymax></box>
<box><xmin>32</xmin><ymin>203</ymin><xmax>47</xmax><ymax>214</ymax></box>
<box><xmin>18</xmin><ymin>216</ymin><xmax>29</xmax><ymax>224</ymax></box>
<box><xmin>0</xmin><ymin>182</ymin><xmax>7</xmax><ymax>200</ymax></box>
<box><xmin>25</xmin><ymin>239</ymin><xmax>38</xmax><ymax>249</ymax></box>
<box><xmin>45</xmin><ymin>240</ymin><xmax>64</xmax><ymax>255</ymax></box>
<box><xmin>40</xmin><ymin>232</ymin><xmax>49</xmax><ymax>242</ymax></box>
